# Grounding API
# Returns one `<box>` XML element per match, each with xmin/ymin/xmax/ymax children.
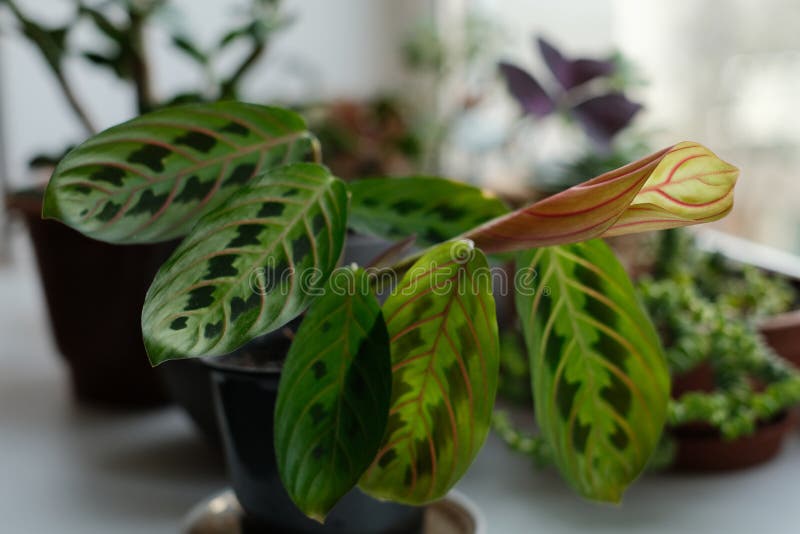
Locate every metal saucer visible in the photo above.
<box><xmin>182</xmin><ymin>489</ymin><xmax>485</xmax><ymax>534</ymax></box>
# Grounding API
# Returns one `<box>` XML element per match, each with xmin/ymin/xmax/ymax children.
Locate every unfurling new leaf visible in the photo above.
<box><xmin>463</xmin><ymin>142</ymin><xmax>738</xmax><ymax>253</ymax></box>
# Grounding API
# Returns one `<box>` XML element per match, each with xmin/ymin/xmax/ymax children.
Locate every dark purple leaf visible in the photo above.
<box><xmin>571</xmin><ymin>92</ymin><xmax>643</xmax><ymax>146</ymax></box>
<box><xmin>498</xmin><ymin>62</ymin><xmax>555</xmax><ymax>118</ymax></box>
<box><xmin>537</xmin><ymin>37</ymin><xmax>615</xmax><ymax>90</ymax></box>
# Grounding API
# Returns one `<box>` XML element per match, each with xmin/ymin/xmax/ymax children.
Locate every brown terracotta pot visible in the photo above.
<box><xmin>759</xmin><ymin>310</ymin><xmax>800</xmax><ymax>368</ymax></box>
<box><xmin>671</xmin><ymin>362</ymin><xmax>716</xmax><ymax>399</ymax></box>
<box><xmin>6</xmin><ymin>190</ymin><xmax>175</xmax><ymax>409</ymax></box>
<box><xmin>671</xmin><ymin>411</ymin><xmax>795</xmax><ymax>471</ymax></box>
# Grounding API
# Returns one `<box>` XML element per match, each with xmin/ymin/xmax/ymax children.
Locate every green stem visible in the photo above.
<box><xmin>4</xmin><ymin>0</ymin><xmax>96</xmax><ymax>134</ymax></box>
<box><xmin>128</xmin><ymin>9</ymin><xmax>154</xmax><ymax>114</ymax></box>
<box><xmin>220</xmin><ymin>40</ymin><xmax>266</xmax><ymax>99</ymax></box>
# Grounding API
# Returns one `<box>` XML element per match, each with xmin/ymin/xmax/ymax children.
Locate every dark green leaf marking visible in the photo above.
<box><xmin>44</xmin><ymin>102</ymin><xmax>314</xmax><ymax>244</ymax></box>
<box><xmin>174</xmin><ymin>176</ymin><xmax>215</xmax><ymax>203</ymax></box>
<box><xmin>127</xmin><ymin>144</ymin><xmax>171</xmax><ymax>172</ymax></box>
<box><xmin>258</xmin><ymin>201</ymin><xmax>285</xmax><ymax>217</ymax></box>
<box><xmin>129</xmin><ymin>190</ymin><xmax>168</xmax><ymax>216</ymax></box>
<box><xmin>516</xmin><ymin>240</ymin><xmax>670</xmax><ymax>502</ymax></box>
<box><xmin>225</xmin><ymin>163</ymin><xmax>257</xmax><ymax>187</ymax></box>
<box><xmin>275</xmin><ymin>267</ymin><xmax>391</xmax><ymax>521</ymax></box>
<box><xmin>142</xmin><ymin>163</ymin><xmax>348</xmax><ymax>363</ymax></box>
<box><xmin>348</xmin><ymin>177</ymin><xmax>508</xmax><ymax>247</ymax></box>
<box><xmin>360</xmin><ymin>240</ymin><xmax>499</xmax><ymax>505</ymax></box>
<box><xmin>174</xmin><ymin>131</ymin><xmax>217</xmax><ymax>153</ymax></box>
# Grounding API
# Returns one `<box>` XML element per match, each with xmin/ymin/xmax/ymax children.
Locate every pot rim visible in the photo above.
<box><xmin>758</xmin><ymin>308</ymin><xmax>800</xmax><ymax>331</ymax></box>
<box><xmin>671</xmin><ymin>409</ymin><xmax>795</xmax><ymax>440</ymax></box>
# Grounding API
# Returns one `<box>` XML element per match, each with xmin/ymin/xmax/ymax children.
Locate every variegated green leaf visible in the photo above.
<box><xmin>348</xmin><ymin>177</ymin><xmax>509</xmax><ymax>246</ymax></box>
<box><xmin>142</xmin><ymin>163</ymin><xmax>347</xmax><ymax>364</ymax></box>
<box><xmin>516</xmin><ymin>240</ymin><xmax>669</xmax><ymax>502</ymax></box>
<box><xmin>360</xmin><ymin>240</ymin><xmax>499</xmax><ymax>504</ymax></box>
<box><xmin>44</xmin><ymin>102</ymin><xmax>314</xmax><ymax>244</ymax></box>
<box><xmin>275</xmin><ymin>267</ymin><xmax>391</xmax><ymax>522</ymax></box>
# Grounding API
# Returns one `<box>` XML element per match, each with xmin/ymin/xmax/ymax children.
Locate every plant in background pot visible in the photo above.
<box><xmin>651</xmin><ymin>228</ymin><xmax>800</xmax><ymax>367</ymax></box>
<box><xmin>638</xmin><ymin>277</ymin><xmax>800</xmax><ymax>471</ymax></box>
<box><xmin>498</xmin><ymin>35</ymin><xmax>648</xmax><ymax>196</ymax></box>
<box><xmin>1</xmin><ymin>0</ymin><xmax>287</xmax><ymax>408</ymax></box>
<box><xmin>43</xmin><ymin>99</ymin><xmax>736</xmax><ymax>529</ymax></box>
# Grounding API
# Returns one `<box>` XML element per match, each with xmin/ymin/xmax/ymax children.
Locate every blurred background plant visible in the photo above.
<box><xmin>0</xmin><ymin>0</ymin><xmax>289</xmax><ymax>170</ymax></box>
<box><xmin>496</xmin><ymin>35</ymin><xmax>650</xmax><ymax>196</ymax></box>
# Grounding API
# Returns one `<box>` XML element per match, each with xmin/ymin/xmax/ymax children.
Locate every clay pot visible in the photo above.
<box><xmin>670</xmin><ymin>362</ymin><xmax>716</xmax><ymax>399</ymax></box>
<box><xmin>671</xmin><ymin>412</ymin><xmax>795</xmax><ymax>471</ymax></box>
<box><xmin>759</xmin><ymin>310</ymin><xmax>800</xmax><ymax>368</ymax></box>
<box><xmin>6</xmin><ymin>190</ymin><xmax>174</xmax><ymax>408</ymax></box>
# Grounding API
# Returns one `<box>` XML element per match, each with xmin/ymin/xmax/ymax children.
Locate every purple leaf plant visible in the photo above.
<box><xmin>499</xmin><ymin>36</ymin><xmax>642</xmax><ymax>149</ymax></box>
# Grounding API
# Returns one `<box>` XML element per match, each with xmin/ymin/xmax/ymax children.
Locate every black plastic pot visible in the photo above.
<box><xmin>7</xmin><ymin>190</ymin><xmax>174</xmax><ymax>408</ymax></box>
<box><xmin>207</xmin><ymin>342</ymin><xmax>425</xmax><ymax>533</ymax></box>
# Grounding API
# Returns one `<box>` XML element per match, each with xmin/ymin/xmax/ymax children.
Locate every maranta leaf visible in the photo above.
<box><xmin>516</xmin><ymin>240</ymin><xmax>669</xmax><ymax>502</ymax></box>
<box><xmin>360</xmin><ymin>240</ymin><xmax>499</xmax><ymax>504</ymax></box>
<box><xmin>348</xmin><ymin>177</ymin><xmax>508</xmax><ymax>247</ymax></box>
<box><xmin>44</xmin><ymin>102</ymin><xmax>314</xmax><ymax>243</ymax></box>
<box><xmin>275</xmin><ymin>267</ymin><xmax>391</xmax><ymax>522</ymax></box>
<box><xmin>142</xmin><ymin>163</ymin><xmax>347</xmax><ymax>364</ymax></box>
<box><xmin>463</xmin><ymin>142</ymin><xmax>738</xmax><ymax>254</ymax></box>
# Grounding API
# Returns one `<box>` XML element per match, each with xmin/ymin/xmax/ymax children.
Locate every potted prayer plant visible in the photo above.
<box><xmin>1</xmin><ymin>0</ymin><xmax>285</xmax><ymax>407</ymax></box>
<box><xmin>43</xmin><ymin>100</ymin><xmax>736</xmax><ymax>530</ymax></box>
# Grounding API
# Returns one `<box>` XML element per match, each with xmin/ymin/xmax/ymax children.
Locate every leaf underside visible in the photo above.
<box><xmin>348</xmin><ymin>177</ymin><xmax>509</xmax><ymax>247</ymax></box>
<box><xmin>44</xmin><ymin>102</ymin><xmax>313</xmax><ymax>243</ymax></box>
<box><xmin>516</xmin><ymin>240</ymin><xmax>669</xmax><ymax>502</ymax></box>
<box><xmin>360</xmin><ymin>240</ymin><xmax>499</xmax><ymax>504</ymax></box>
<box><xmin>463</xmin><ymin>142</ymin><xmax>737</xmax><ymax>254</ymax></box>
<box><xmin>275</xmin><ymin>267</ymin><xmax>391</xmax><ymax>521</ymax></box>
<box><xmin>142</xmin><ymin>163</ymin><xmax>347</xmax><ymax>364</ymax></box>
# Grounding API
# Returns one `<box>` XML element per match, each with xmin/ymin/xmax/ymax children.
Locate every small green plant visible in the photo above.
<box><xmin>43</xmin><ymin>101</ymin><xmax>737</xmax><ymax>518</ymax></box>
<box><xmin>652</xmin><ymin>229</ymin><xmax>796</xmax><ymax>320</ymax></box>
<box><xmin>640</xmin><ymin>277</ymin><xmax>800</xmax><ymax>440</ymax></box>
<box><xmin>1</xmin><ymin>0</ymin><xmax>286</xmax><ymax>166</ymax></box>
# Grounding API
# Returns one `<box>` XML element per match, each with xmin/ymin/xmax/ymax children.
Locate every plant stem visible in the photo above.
<box><xmin>220</xmin><ymin>40</ymin><xmax>266</xmax><ymax>99</ymax></box>
<box><xmin>53</xmin><ymin>64</ymin><xmax>97</xmax><ymax>135</ymax></box>
<box><xmin>3</xmin><ymin>0</ymin><xmax>96</xmax><ymax>134</ymax></box>
<box><xmin>128</xmin><ymin>9</ymin><xmax>154</xmax><ymax>114</ymax></box>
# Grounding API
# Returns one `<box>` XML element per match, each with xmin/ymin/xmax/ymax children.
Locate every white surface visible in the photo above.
<box><xmin>3</xmin><ymin>226</ymin><xmax>800</xmax><ymax>534</ymax></box>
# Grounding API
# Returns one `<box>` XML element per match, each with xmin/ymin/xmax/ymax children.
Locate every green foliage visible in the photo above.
<box><xmin>652</xmin><ymin>229</ymin><xmax>796</xmax><ymax>320</ymax></box>
<box><xmin>275</xmin><ymin>267</ymin><xmax>391</xmax><ymax>521</ymax></box>
<box><xmin>640</xmin><ymin>276</ymin><xmax>800</xmax><ymax>440</ymax></box>
<box><xmin>44</xmin><ymin>103</ymin><xmax>313</xmax><ymax>243</ymax></box>
<box><xmin>348</xmin><ymin>177</ymin><xmax>508</xmax><ymax>246</ymax></box>
<box><xmin>360</xmin><ymin>240</ymin><xmax>499</xmax><ymax>504</ymax></box>
<box><xmin>41</xmin><ymin>98</ymin><xmax>738</xmax><ymax>518</ymax></box>
<box><xmin>2</xmin><ymin>0</ymin><xmax>288</xmax><ymax>146</ymax></box>
<box><xmin>142</xmin><ymin>163</ymin><xmax>347</xmax><ymax>364</ymax></box>
<box><xmin>516</xmin><ymin>240</ymin><xmax>669</xmax><ymax>502</ymax></box>
<box><xmin>497</xmin><ymin>330</ymin><xmax>531</xmax><ymax>406</ymax></box>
